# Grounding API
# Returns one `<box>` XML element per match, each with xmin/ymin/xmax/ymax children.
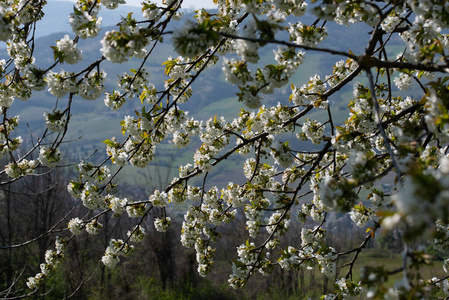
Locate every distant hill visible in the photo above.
<box><xmin>37</xmin><ymin>0</ymin><xmax>143</xmax><ymax>38</ymax></box>
<box><xmin>11</xmin><ymin>6</ymin><xmax>363</xmax><ymax>142</ymax></box>
<box><xmin>5</xmin><ymin>5</ymin><xmax>397</xmax><ymax>186</ymax></box>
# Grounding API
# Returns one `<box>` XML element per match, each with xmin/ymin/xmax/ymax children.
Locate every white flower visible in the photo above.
<box><xmin>7</xmin><ymin>40</ymin><xmax>33</xmax><ymax>69</ymax></box>
<box><xmin>38</xmin><ymin>147</ymin><xmax>61</xmax><ymax>167</ymax></box>
<box><xmin>81</xmin><ymin>182</ymin><xmax>102</xmax><ymax>209</ymax></box>
<box><xmin>110</xmin><ymin>197</ymin><xmax>128</xmax><ymax>214</ymax></box>
<box><xmin>26</xmin><ymin>273</ymin><xmax>44</xmax><ymax>290</ymax></box>
<box><xmin>5</xmin><ymin>160</ymin><xmax>36</xmax><ymax>178</ymax></box>
<box><xmin>104</xmin><ymin>91</ymin><xmax>126</xmax><ymax>110</ymax></box>
<box><xmin>126</xmin><ymin>203</ymin><xmax>147</xmax><ymax>218</ymax></box>
<box><xmin>127</xmin><ymin>225</ymin><xmax>146</xmax><ymax>243</ymax></box>
<box><xmin>67</xmin><ymin>181</ymin><xmax>83</xmax><ymax>199</ymax></box>
<box><xmin>381</xmin><ymin>15</ymin><xmax>401</xmax><ymax>33</ymax></box>
<box><xmin>68</xmin><ymin>217</ymin><xmax>84</xmax><ymax>235</ymax></box>
<box><xmin>271</xmin><ymin>141</ymin><xmax>293</xmax><ymax>168</ymax></box>
<box><xmin>316</xmin><ymin>247</ymin><xmax>337</xmax><ymax>276</ymax></box>
<box><xmin>109</xmin><ymin>148</ymin><xmax>128</xmax><ymax>166</ymax></box>
<box><xmin>69</xmin><ymin>9</ymin><xmax>102</xmax><ymax>39</ymax></box>
<box><xmin>45</xmin><ymin>70</ymin><xmax>77</xmax><ymax>98</ymax></box>
<box><xmin>0</xmin><ymin>16</ymin><xmax>12</xmax><ymax>41</ymax></box>
<box><xmin>79</xmin><ymin>71</ymin><xmax>106</xmax><ymax>100</ymax></box>
<box><xmin>173</xmin><ymin>131</ymin><xmax>190</xmax><ymax>147</ymax></box>
<box><xmin>85</xmin><ymin>220</ymin><xmax>103</xmax><ymax>235</ymax></box>
<box><xmin>154</xmin><ymin>217</ymin><xmax>171</xmax><ymax>232</ymax></box>
<box><xmin>44</xmin><ymin>110</ymin><xmax>67</xmax><ymax>132</ymax></box>
<box><xmin>349</xmin><ymin>209</ymin><xmax>371</xmax><ymax>227</ymax></box>
<box><xmin>55</xmin><ymin>35</ymin><xmax>83</xmax><ymax>64</ymax></box>
<box><xmin>0</xmin><ymin>85</ymin><xmax>14</xmax><ymax>108</ymax></box>
<box><xmin>301</xmin><ymin>119</ymin><xmax>324</xmax><ymax>145</ymax></box>
<box><xmin>288</xmin><ymin>21</ymin><xmax>327</xmax><ymax>46</ymax></box>
<box><xmin>394</xmin><ymin>73</ymin><xmax>413</xmax><ymax>91</ymax></box>
<box><xmin>142</xmin><ymin>2</ymin><xmax>160</xmax><ymax>21</ymax></box>
<box><xmin>23</xmin><ymin>64</ymin><xmax>46</xmax><ymax>91</ymax></box>
<box><xmin>101</xmin><ymin>246</ymin><xmax>120</xmax><ymax>268</ymax></box>
<box><xmin>382</xmin><ymin>213</ymin><xmax>401</xmax><ymax>230</ymax></box>
<box><xmin>100</xmin><ymin>30</ymin><xmax>132</xmax><ymax>63</ymax></box>
<box><xmin>102</xmin><ymin>0</ymin><xmax>125</xmax><ymax>9</ymax></box>
<box><xmin>149</xmin><ymin>190</ymin><xmax>168</xmax><ymax>207</ymax></box>
<box><xmin>100</xmin><ymin>27</ymin><xmax>148</xmax><ymax>63</ymax></box>
<box><xmin>172</xmin><ymin>20</ymin><xmax>218</xmax><ymax>58</ymax></box>
<box><xmin>234</xmin><ymin>39</ymin><xmax>259</xmax><ymax>64</ymax></box>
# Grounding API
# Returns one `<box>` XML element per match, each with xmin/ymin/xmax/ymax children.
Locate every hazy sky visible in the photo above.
<box><xmin>49</xmin><ymin>0</ymin><xmax>216</xmax><ymax>9</ymax></box>
<box><xmin>126</xmin><ymin>0</ymin><xmax>216</xmax><ymax>9</ymax></box>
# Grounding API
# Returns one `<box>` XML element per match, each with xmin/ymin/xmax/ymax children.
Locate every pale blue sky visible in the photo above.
<box><xmin>50</xmin><ymin>0</ymin><xmax>216</xmax><ymax>9</ymax></box>
<box><xmin>126</xmin><ymin>0</ymin><xmax>216</xmax><ymax>9</ymax></box>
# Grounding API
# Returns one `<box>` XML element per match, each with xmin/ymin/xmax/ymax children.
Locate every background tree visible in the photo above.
<box><xmin>1</xmin><ymin>0</ymin><xmax>449</xmax><ymax>298</ymax></box>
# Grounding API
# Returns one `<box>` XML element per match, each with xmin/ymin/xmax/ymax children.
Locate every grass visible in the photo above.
<box><xmin>253</xmin><ymin>249</ymin><xmax>446</xmax><ymax>299</ymax></box>
<box><xmin>337</xmin><ymin>249</ymin><xmax>446</xmax><ymax>293</ymax></box>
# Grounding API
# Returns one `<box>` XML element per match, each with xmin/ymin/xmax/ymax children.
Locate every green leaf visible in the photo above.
<box><xmin>162</xmin><ymin>60</ymin><xmax>176</xmax><ymax>76</ymax></box>
<box><xmin>102</xmin><ymin>139</ymin><xmax>116</xmax><ymax>147</ymax></box>
<box><xmin>51</xmin><ymin>46</ymin><xmax>60</xmax><ymax>61</ymax></box>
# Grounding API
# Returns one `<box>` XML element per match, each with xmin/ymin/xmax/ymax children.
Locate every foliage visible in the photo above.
<box><xmin>2</xmin><ymin>0</ymin><xmax>449</xmax><ymax>299</ymax></box>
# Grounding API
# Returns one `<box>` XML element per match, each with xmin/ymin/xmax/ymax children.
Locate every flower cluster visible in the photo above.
<box><xmin>172</xmin><ymin>20</ymin><xmax>220</xmax><ymax>58</ymax></box>
<box><xmin>300</xmin><ymin>119</ymin><xmax>325</xmax><ymax>145</ymax></box>
<box><xmin>5</xmin><ymin>159</ymin><xmax>36</xmax><ymax>178</ymax></box>
<box><xmin>142</xmin><ymin>1</ymin><xmax>161</xmax><ymax>21</ymax></box>
<box><xmin>102</xmin><ymin>0</ymin><xmax>125</xmax><ymax>10</ymax></box>
<box><xmin>127</xmin><ymin>225</ymin><xmax>146</xmax><ymax>242</ymax></box>
<box><xmin>290</xmin><ymin>75</ymin><xmax>328</xmax><ymax>108</ymax></box>
<box><xmin>101</xmin><ymin>14</ymin><xmax>149</xmax><ymax>63</ymax></box>
<box><xmin>101</xmin><ymin>239</ymin><xmax>134</xmax><ymax>268</ymax></box>
<box><xmin>288</xmin><ymin>22</ymin><xmax>327</xmax><ymax>46</ymax></box>
<box><xmin>53</xmin><ymin>35</ymin><xmax>83</xmax><ymax>64</ymax></box>
<box><xmin>384</xmin><ymin>157</ymin><xmax>449</xmax><ymax>236</ymax></box>
<box><xmin>79</xmin><ymin>70</ymin><xmax>106</xmax><ymax>100</ymax></box>
<box><xmin>44</xmin><ymin>110</ymin><xmax>67</xmax><ymax>132</ymax></box>
<box><xmin>26</xmin><ymin>238</ymin><xmax>65</xmax><ymax>290</ymax></box>
<box><xmin>118</xmin><ymin>68</ymin><xmax>150</xmax><ymax>98</ymax></box>
<box><xmin>38</xmin><ymin>147</ymin><xmax>61</xmax><ymax>167</ymax></box>
<box><xmin>7</xmin><ymin>40</ymin><xmax>33</xmax><ymax>69</ymax></box>
<box><xmin>68</xmin><ymin>217</ymin><xmax>84</xmax><ymax>235</ymax></box>
<box><xmin>86</xmin><ymin>219</ymin><xmax>103</xmax><ymax>235</ymax></box>
<box><xmin>109</xmin><ymin>195</ymin><xmax>128</xmax><ymax>215</ymax></box>
<box><xmin>316</xmin><ymin>246</ymin><xmax>337</xmax><ymax>276</ymax></box>
<box><xmin>69</xmin><ymin>3</ymin><xmax>102</xmax><ymax>39</ymax></box>
<box><xmin>154</xmin><ymin>217</ymin><xmax>171</xmax><ymax>232</ymax></box>
<box><xmin>45</xmin><ymin>70</ymin><xmax>77</xmax><ymax>98</ymax></box>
